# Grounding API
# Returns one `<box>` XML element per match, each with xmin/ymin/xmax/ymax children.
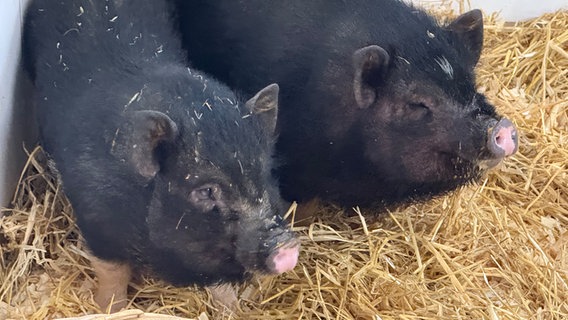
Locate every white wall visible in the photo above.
<box><xmin>0</xmin><ymin>0</ymin><xmax>33</xmax><ymax>208</ymax></box>
<box><xmin>411</xmin><ymin>0</ymin><xmax>567</xmax><ymax>20</ymax></box>
<box><xmin>469</xmin><ymin>0</ymin><xmax>567</xmax><ymax>21</ymax></box>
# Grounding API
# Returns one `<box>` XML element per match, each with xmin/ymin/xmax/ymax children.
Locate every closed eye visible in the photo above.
<box><xmin>405</xmin><ymin>102</ymin><xmax>432</xmax><ymax>122</ymax></box>
<box><xmin>408</xmin><ymin>102</ymin><xmax>430</xmax><ymax>110</ymax></box>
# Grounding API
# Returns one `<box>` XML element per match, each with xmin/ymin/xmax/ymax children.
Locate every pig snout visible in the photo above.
<box><xmin>268</xmin><ymin>242</ymin><xmax>300</xmax><ymax>274</ymax></box>
<box><xmin>488</xmin><ymin>118</ymin><xmax>518</xmax><ymax>158</ymax></box>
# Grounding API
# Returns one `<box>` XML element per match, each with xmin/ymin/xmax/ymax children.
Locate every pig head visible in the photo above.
<box><xmin>331</xmin><ymin>10</ymin><xmax>518</xmax><ymax>206</ymax></box>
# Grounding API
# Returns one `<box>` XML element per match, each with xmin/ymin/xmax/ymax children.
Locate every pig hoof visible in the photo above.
<box><xmin>94</xmin><ymin>293</ymin><xmax>127</xmax><ymax>314</ymax></box>
<box><xmin>207</xmin><ymin>284</ymin><xmax>239</xmax><ymax>312</ymax></box>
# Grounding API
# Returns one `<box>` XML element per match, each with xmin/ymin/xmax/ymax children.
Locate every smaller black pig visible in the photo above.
<box><xmin>23</xmin><ymin>0</ymin><xmax>299</xmax><ymax>313</ymax></box>
<box><xmin>170</xmin><ymin>0</ymin><xmax>519</xmax><ymax>209</ymax></box>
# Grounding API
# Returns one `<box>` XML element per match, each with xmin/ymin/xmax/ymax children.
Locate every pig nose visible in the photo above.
<box><xmin>270</xmin><ymin>242</ymin><xmax>300</xmax><ymax>274</ymax></box>
<box><xmin>488</xmin><ymin>118</ymin><xmax>518</xmax><ymax>157</ymax></box>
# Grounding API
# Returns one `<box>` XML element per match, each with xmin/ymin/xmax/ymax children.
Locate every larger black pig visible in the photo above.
<box><xmin>23</xmin><ymin>0</ymin><xmax>299</xmax><ymax>313</ymax></box>
<box><xmin>170</xmin><ymin>0</ymin><xmax>518</xmax><ymax>208</ymax></box>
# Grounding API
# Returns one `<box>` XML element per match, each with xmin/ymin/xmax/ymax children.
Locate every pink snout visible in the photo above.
<box><xmin>269</xmin><ymin>243</ymin><xmax>300</xmax><ymax>274</ymax></box>
<box><xmin>489</xmin><ymin>118</ymin><xmax>518</xmax><ymax>157</ymax></box>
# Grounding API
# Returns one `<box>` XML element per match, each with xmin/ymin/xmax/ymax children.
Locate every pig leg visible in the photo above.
<box><xmin>207</xmin><ymin>283</ymin><xmax>238</xmax><ymax>312</ymax></box>
<box><xmin>91</xmin><ymin>257</ymin><xmax>131</xmax><ymax>313</ymax></box>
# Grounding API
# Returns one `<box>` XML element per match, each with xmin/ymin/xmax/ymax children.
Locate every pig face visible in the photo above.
<box><xmin>124</xmin><ymin>83</ymin><xmax>299</xmax><ymax>284</ymax></box>
<box><xmin>352</xmin><ymin>10</ymin><xmax>518</xmax><ymax>201</ymax></box>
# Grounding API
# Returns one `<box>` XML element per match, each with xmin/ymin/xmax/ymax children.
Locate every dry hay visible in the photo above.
<box><xmin>1</xmin><ymin>6</ymin><xmax>567</xmax><ymax>320</ymax></box>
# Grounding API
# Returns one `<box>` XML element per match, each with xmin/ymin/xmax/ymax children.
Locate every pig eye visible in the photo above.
<box><xmin>195</xmin><ymin>187</ymin><xmax>214</xmax><ymax>200</ymax></box>
<box><xmin>189</xmin><ymin>184</ymin><xmax>223</xmax><ymax>212</ymax></box>
<box><xmin>406</xmin><ymin>102</ymin><xmax>432</xmax><ymax>120</ymax></box>
<box><xmin>408</xmin><ymin>102</ymin><xmax>430</xmax><ymax>111</ymax></box>
<box><xmin>192</xmin><ymin>184</ymin><xmax>220</xmax><ymax>201</ymax></box>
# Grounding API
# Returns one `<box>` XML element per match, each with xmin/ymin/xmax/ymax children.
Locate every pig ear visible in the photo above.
<box><xmin>352</xmin><ymin>45</ymin><xmax>390</xmax><ymax>109</ymax></box>
<box><xmin>447</xmin><ymin>9</ymin><xmax>484</xmax><ymax>68</ymax></box>
<box><xmin>245</xmin><ymin>83</ymin><xmax>279</xmax><ymax>134</ymax></box>
<box><xmin>130</xmin><ymin>110</ymin><xmax>178</xmax><ymax>179</ymax></box>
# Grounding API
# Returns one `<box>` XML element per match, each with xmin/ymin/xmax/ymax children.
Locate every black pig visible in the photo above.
<box><xmin>23</xmin><ymin>0</ymin><xmax>299</xmax><ymax>312</ymax></box>
<box><xmin>170</xmin><ymin>0</ymin><xmax>519</xmax><ymax>208</ymax></box>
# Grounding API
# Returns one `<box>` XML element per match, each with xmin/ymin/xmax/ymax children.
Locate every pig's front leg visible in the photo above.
<box><xmin>91</xmin><ymin>257</ymin><xmax>132</xmax><ymax>313</ymax></box>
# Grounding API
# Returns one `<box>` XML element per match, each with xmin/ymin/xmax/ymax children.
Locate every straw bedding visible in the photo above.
<box><xmin>1</xmin><ymin>6</ymin><xmax>567</xmax><ymax>320</ymax></box>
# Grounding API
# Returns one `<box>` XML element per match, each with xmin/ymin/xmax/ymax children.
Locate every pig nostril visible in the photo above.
<box><xmin>495</xmin><ymin>135</ymin><xmax>503</xmax><ymax>145</ymax></box>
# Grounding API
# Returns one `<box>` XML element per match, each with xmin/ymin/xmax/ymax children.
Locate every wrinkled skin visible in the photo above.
<box><xmin>170</xmin><ymin>0</ymin><xmax>518</xmax><ymax>208</ymax></box>
<box><xmin>23</xmin><ymin>0</ymin><xmax>299</xmax><ymax>312</ymax></box>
